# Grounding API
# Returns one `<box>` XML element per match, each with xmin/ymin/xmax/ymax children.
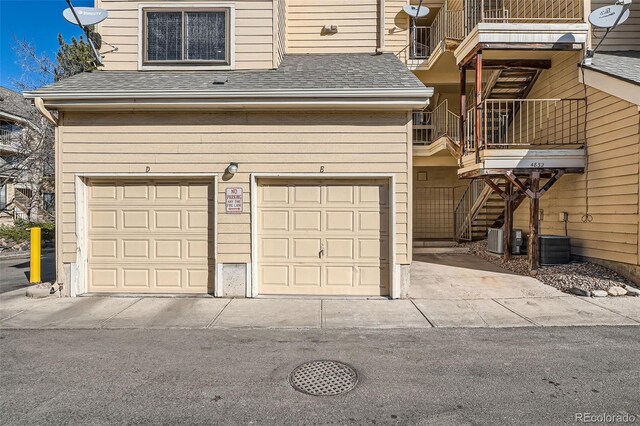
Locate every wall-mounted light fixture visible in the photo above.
<box><xmin>227</xmin><ymin>162</ymin><xmax>239</xmax><ymax>175</ymax></box>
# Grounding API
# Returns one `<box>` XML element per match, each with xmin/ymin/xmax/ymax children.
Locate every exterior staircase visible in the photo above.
<box><xmin>481</xmin><ymin>68</ymin><xmax>541</xmax><ymax>146</ymax></box>
<box><xmin>454</xmin><ymin>177</ymin><xmax>529</xmax><ymax>241</ymax></box>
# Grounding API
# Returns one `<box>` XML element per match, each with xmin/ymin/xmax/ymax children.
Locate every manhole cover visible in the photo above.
<box><xmin>289</xmin><ymin>360</ymin><xmax>358</xmax><ymax>396</ymax></box>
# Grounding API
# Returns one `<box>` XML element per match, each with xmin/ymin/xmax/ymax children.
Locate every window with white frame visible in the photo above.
<box><xmin>143</xmin><ymin>8</ymin><xmax>230</xmax><ymax>65</ymax></box>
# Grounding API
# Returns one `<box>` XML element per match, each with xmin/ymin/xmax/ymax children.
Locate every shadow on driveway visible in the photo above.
<box><xmin>0</xmin><ymin>252</ymin><xmax>55</xmax><ymax>294</ymax></box>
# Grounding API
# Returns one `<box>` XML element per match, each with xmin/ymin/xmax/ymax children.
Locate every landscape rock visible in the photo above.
<box><xmin>463</xmin><ymin>240</ymin><xmax>634</xmax><ymax>294</ymax></box>
<box><xmin>591</xmin><ymin>290</ymin><xmax>608</xmax><ymax>298</ymax></box>
<box><xmin>623</xmin><ymin>285</ymin><xmax>640</xmax><ymax>297</ymax></box>
<box><xmin>569</xmin><ymin>287</ymin><xmax>591</xmax><ymax>297</ymax></box>
<box><xmin>25</xmin><ymin>283</ymin><xmax>54</xmax><ymax>299</ymax></box>
<box><xmin>607</xmin><ymin>286</ymin><xmax>628</xmax><ymax>297</ymax></box>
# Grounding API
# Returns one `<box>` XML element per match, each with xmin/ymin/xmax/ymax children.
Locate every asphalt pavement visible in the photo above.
<box><xmin>1</xmin><ymin>327</ymin><xmax>638</xmax><ymax>425</ymax></box>
<box><xmin>0</xmin><ymin>251</ymin><xmax>55</xmax><ymax>294</ymax></box>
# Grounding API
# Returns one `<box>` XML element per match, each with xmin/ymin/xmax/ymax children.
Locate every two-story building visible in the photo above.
<box><xmin>1</xmin><ymin>86</ymin><xmax>54</xmax><ymax>225</ymax></box>
<box><xmin>26</xmin><ymin>0</ymin><xmax>640</xmax><ymax>297</ymax></box>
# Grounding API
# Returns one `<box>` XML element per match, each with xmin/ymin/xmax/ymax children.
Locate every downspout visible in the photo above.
<box><xmin>34</xmin><ymin>97</ymin><xmax>58</xmax><ymax>126</ymax></box>
<box><xmin>377</xmin><ymin>0</ymin><xmax>385</xmax><ymax>52</ymax></box>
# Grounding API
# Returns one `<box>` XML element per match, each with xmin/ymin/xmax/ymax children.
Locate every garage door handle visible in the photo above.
<box><xmin>319</xmin><ymin>243</ymin><xmax>324</xmax><ymax>258</ymax></box>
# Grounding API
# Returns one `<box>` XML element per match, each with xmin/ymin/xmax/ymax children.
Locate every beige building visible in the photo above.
<box><xmin>27</xmin><ymin>0</ymin><xmax>640</xmax><ymax>297</ymax></box>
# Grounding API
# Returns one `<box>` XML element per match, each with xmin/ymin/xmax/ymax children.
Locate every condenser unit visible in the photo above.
<box><xmin>487</xmin><ymin>228</ymin><xmax>524</xmax><ymax>255</ymax></box>
<box><xmin>540</xmin><ymin>235</ymin><xmax>571</xmax><ymax>265</ymax></box>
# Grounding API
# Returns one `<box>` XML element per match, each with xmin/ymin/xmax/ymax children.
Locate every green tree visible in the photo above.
<box><xmin>54</xmin><ymin>34</ymin><xmax>98</xmax><ymax>81</ymax></box>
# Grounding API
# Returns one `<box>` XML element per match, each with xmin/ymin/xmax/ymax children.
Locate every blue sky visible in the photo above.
<box><xmin>1</xmin><ymin>0</ymin><xmax>92</xmax><ymax>91</ymax></box>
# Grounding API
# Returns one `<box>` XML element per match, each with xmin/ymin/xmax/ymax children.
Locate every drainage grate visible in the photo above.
<box><xmin>289</xmin><ymin>360</ymin><xmax>358</xmax><ymax>396</ymax></box>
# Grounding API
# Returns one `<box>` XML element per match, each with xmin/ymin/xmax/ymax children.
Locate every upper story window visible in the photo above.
<box><xmin>143</xmin><ymin>8</ymin><xmax>230</xmax><ymax>66</ymax></box>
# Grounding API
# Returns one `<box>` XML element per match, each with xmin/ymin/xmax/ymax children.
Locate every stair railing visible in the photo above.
<box><xmin>454</xmin><ymin>179</ymin><xmax>486</xmax><ymax>241</ymax></box>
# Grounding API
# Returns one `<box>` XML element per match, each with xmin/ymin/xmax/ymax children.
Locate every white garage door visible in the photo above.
<box><xmin>87</xmin><ymin>179</ymin><xmax>214</xmax><ymax>293</ymax></box>
<box><xmin>257</xmin><ymin>179</ymin><xmax>390</xmax><ymax>296</ymax></box>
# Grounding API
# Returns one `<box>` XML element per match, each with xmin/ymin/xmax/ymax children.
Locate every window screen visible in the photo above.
<box><xmin>146</xmin><ymin>11</ymin><xmax>182</xmax><ymax>61</ymax></box>
<box><xmin>185</xmin><ymin>12</ymin><xmax>226</xmax><ymax>61</ymax></box>
<box><xmin>145</xmin><ymin>10</ymin><xmax>228</xmax><ymax>64</ymax></box>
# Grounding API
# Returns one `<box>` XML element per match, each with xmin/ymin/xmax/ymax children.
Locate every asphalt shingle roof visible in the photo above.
<box><xmin>584</xmin><ymin>51</ymin><xmax>640</xmax><ymax>86</ymax></box>
<box><xmin>0</xmin><ymin>86</ymin><xmax>36</xmax><ymax>122</ymax></box>
<box><xmin>30</xmin><ymin>53</ymin><xmax>426</xmax><ymax>97</ymax></box>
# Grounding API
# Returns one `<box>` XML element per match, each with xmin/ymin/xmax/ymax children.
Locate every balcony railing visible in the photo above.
<box><xmin>410</xmin><ymin>26</ymin><xmax>431</xmax><ymax>60</ymax></box>
<box><xmin>401</xmin><ymin>0</ymin><xmax>464</xmax><ymax>65</ymax></box>
<box><xmin>464</xmin><ymin>0</ymin><xmax>584</xmax><ymax>33</ymax></box>
<box><xmin>464</xmin><ymin>98</ymin><xmax>586</xmax><ymax>155</ymax></box>
<box><xmin>413</xmin><ymin>100</ymin><xmax>461</xmax><ymax>146</ymax></box>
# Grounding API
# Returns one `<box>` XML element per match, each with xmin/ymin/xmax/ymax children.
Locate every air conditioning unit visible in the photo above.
<box><xmin>540</xmin><ymin>235</ymin><xmax>571</xmax><ymax>265</ymax></box>
<box><xmin>487</xmin><ymin>228</ymin><xmax>524</xmax><ymax>255</ymax></box>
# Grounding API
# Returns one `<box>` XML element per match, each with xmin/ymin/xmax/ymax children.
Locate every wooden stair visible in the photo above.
<box><xmin>456</xmin><ymin>176</ymin><xmax>532</xmax><ymax>241</ymax></box>
<box><xmin>482</xmin><ymin>68</ymin><xmax>541</xmax><ymax>146</ymax></box>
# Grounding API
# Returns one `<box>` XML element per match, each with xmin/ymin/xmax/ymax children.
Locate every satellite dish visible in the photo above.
<box><xmin>403</xmin><ymin>5</ymin><xmax>430</xmax><ymax>18</ymax></box>
<box><xmin>589</xmin><ymin>4</ymin><xmax>630</xmax><ymax>28</ymax></box>
<box><xmin>63</xmin><ymin>7</ymin><xmax>109</xmax><ymax>26</ymax></box>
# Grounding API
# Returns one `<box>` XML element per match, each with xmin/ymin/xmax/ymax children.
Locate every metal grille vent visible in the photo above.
<box><xmin>289</xmin><ymin>360</ymin><xmax>358</xmax><ymax>396</ymax></box>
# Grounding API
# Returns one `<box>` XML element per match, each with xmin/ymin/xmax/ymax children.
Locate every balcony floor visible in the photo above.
<box><xmin>458</xmin><ymin>146</ymin><xmax>586</xmax><ymax>178</ymax></box>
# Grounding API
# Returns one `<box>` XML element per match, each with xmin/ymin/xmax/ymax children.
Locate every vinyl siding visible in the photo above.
<box><xmin>385</xmin><ymin>0</ymin><xmax>409</xmax><ymax>56</ymax></box>
<box><xmin>286</xmin><ymin>0</ymin><xmax>378</xmax><ymax>53</ymax></box>
<box><xmin>95</xmin><ymin>0</ymin><xmax>275</xmax><ymax>70</ymax></box>
<box><xmin>591</xmin><ymin>0</ymin><xmax>640</xmax><ymax>51</ymax></box>
<box><xmin>58</xmin><ymin>111</ymin><xmax>412</xmax><ymax>270</ymax></box>
<box><xmin>513</xmin><ymin>51</ymin><xmax>640</xmax><ymax>266</ymax></box>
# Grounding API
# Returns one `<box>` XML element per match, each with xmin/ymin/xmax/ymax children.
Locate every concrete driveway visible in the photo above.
<box><xmin>0</xmin><ymin>253</ymin><xmax>638</xmax><ymax>330</ymax></box>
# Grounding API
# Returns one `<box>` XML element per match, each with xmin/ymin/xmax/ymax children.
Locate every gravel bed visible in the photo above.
<box><xmin>463</xmin><ymin>240</ymin><xmax>635</xmax><ymax>293</ymax></box>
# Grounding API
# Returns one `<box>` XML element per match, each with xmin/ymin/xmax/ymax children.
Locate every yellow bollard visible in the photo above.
<box><xmin>30</xmin><ymin>227</ymin><xmax>41</xmax><ymax>284</ymax></box>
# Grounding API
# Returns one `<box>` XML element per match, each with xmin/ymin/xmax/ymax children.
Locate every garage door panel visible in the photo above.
<box><xmin>358</xmin><ymin>239</ymin><xmax>388</xmax><ymax>261</ymax></box>
<box><xmin>293</xmin><ymin>265</ymin><xmax>321</xmax><ymax>286</ymax></box>
<box><xmin>90</xmin><ymin>268</ymin><xmax>118</xmax><ymax>288</ymax></box>
<box><xmin>359</xmin><ymin>185</ymin><xmax>389</xmax><ymax>205</ymax></box>
<box><xmin>261</xmin><ymin>211</ymin><xmax>289</xmax><ymax>231</ymax></box>
<box><xmin>358</xmin><ymin>211</ymin><xmax>388</xmax><ymax>233</ymax></box>
<box><xmin>326</xmin><ymin>185</ymin><xmax>354</xmax><ymax>204</ymax></box>
<box><xmin>187</xmin><ymin>210</ymin><xmax>209</xmax><ymax>230</ymax></box>
<box><xmin>261</xmin><ymin>265</ymin><xmax>289</xmax><ymax>286</ymax></box>
<box><xmin>155</xmin><ymin>210</ymin><xmax>182</xmax><ymax>229</ymax></box>
<box><xmin>90</xmin><ymin>184</ymin><xmax>117</xmax><ymax>200</ymax></box>
<box><xmin>123</xmin><ymin>268</ymin><xmax>150</xmax><ymax>288</ymax></box>
<box><xmin>122</xmin><ymin>183</ymin><xmax>149</xmax><ymax>200</ymax></box>
<box><xmin>155</xmin><ymin>240</ymin><xmax>182</xmax><ymax>259</ymax></box>
<box><xmin>155</xmin><ymin>269</ymin><xmax>182</xmax><ymax>288</ymax></box>
<box><xmin>123</xmin><ymin>239</ymin><xmax>150</xmax><ymax>259</ymax></box>
<box><xmin>359</xmin><ymin>266</ymin><xmax>388</xmax><ymax>287</ymax></box>
<box><xmin>88</xmin><ymin>179</ymin><xmax>214</xmax><ymax>294</ymax></box>
<box><xmin>90</xmin><ymin>239</ymin><xmax>117</xmax><ymax>259</ymax></box>
<box><xmin>90</xmin><ymin>210</ymin><xmax>117</xmax><ymax>230</ymax></box>
<box><xmin>187</xmin><ymin>240</ymin><xmax>210</xmax><ymax>259</ymax></box>
<box><xmin>326</xmin><ymin>266</ymin><xmax>353</xmax><ymax>287</ymax></box>
<box><xmin>155</xmin><ymin>182</ymin><xmax>182</xmax><ymax>200</ymax></box>
<box><xmin>326</xmin><ymin>211</ymin><xmax>354</xmax><ymax>231</ymax></box>
<box><xmin>325</xmin><ymin>239</ymin><xmax>354</xmax><ymax>259</ymax></box>
<box><xmin>261</xmin><ymin>185</ymin><xmax>289</xmax><ymax>204</ymax></box>
<box><xmin>186</xmin><ymin>269</ymin><xmax>210</xmax><ymax>289</ymax></box>
<box><xmin>293</xmin><ymin>211</ymin><xmax>321</xmax><ymax>231</ymax></box>
<box><xmin>258</xmin><ymin>179</ymin><xmax>389</xmax><ymax>296</ymax></box>
<box><xmin>293</xmin><ymin>186</ymin><xmax>321</xmax><ymax>204</ymax></box>
<box><xmin>293</xmin><ymin>238</ymin><xmax>321</xmax><ymax>259</ymax></box>
<box><xmin>122</xmin><ymin>210</ymin><xmax>149</xmax><ymax>229</ymax></box>
<box><xmin>261</xmin><ymin>238</ymin><xmax>289</xmax><ymax>259</ymax></box>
